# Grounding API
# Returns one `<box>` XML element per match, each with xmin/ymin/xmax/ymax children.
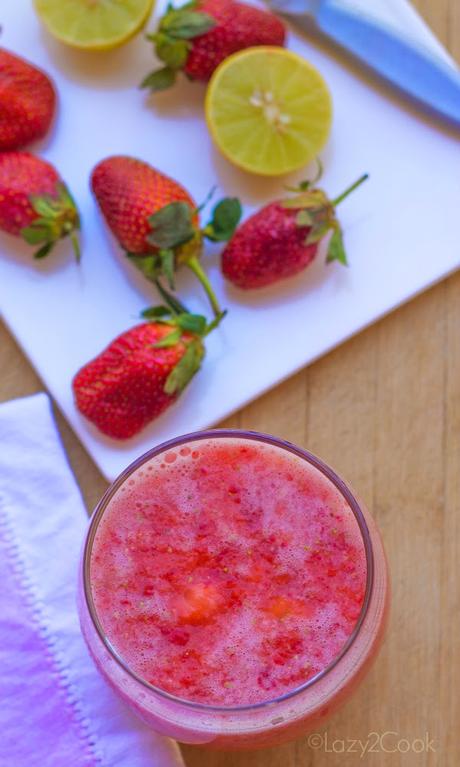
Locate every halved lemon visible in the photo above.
<box><xmin>34</xmin><ymin>0</ymin><xmax>155</xmax><ymax>51</ymax></box>
<box><xmin>205</xmin><ymin>47</ymin><xmax>333</xmax><ymax>176</ymax></box>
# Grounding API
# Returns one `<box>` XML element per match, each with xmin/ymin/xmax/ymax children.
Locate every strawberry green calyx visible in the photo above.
<box><xmin>202</xmin><ymin>197</ymin><xmax>242</xmax><ymax>242</ymax></box>
<box><xmin>141</xmin><ymin>283</ymin><xmax>223</xmax><ymax>396</ymax></box>
<box><xmin>21</xmin><ymin>182</ymin><xmax>81</xmax><ymax>261</ymax></box>
<box><xmin>141</xmin><ymin>1</ymin><xmax>215</xmax><ymax>91</ymax></box>
<box><xmin>150</xmin><ymin>314</ymin><xmax>205</xmax><ymax>396</ymax></box>
<box><xmin>281</xmin><ymin>173</ymin><xmax>369</xmax><ymax>266</ymax></box>
<box><xmin>127</xmin><ymin>195</ymin><xmax>241</xmax><ymax>318</ymax></box>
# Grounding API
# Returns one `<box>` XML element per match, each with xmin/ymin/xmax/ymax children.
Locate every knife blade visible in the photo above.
<box><xmin>266</xmin><ymin>0</ymin><xmax>460</xmax><ymax>128</ymax></box>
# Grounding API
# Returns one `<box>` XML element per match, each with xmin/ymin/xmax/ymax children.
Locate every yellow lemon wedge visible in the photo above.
<box><xmin>34</xmin><ymin>0</ymin><xmax>154</xmax><ymax>51</ymax></box>
<box><xmin>205</xmin><ymin>47</ymin><xmax>333</xmax><ymax>176</ymax></box>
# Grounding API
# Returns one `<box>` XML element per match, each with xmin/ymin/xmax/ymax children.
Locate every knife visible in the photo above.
<box><xmin>265</xmin><ymin>0</ymin><xmax>460</xmax><ymax>128</ymax></box>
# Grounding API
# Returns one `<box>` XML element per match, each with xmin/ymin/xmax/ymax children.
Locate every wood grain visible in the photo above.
<box><xmin>0</xmin><ymin>1</ymin><xmax>458</xmax><ymax>764</ymax></box>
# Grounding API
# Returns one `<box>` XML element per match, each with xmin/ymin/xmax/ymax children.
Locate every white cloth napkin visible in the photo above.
<box><xmin>0</xmin><ymin>393</ymin><xmax>185</xmax><ymax>767</ymax></box>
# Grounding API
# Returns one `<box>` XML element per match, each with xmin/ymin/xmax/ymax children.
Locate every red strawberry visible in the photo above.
<box><xmin>222</xmin><ymin>174</ymin><xmax>369</xmax><ymax>289</ymax></box>
<box><xmin>92</xmin><ymin>156</ymin><xmax>197</xmax><ymax>254</ymax></box>
<box><xmin>0</xmin><ymin>152</ymin><xmax>80</xmax><ymax>260</ymax></box>
<box><xmin>91</xmin><ymin>155</ymin><xmax>241</xmax><ymax>316</ymax></box>
<box><xmin>73</xmin><ymin>302</ymin><xmax>213</xmax><ymax>439</ymax></box>
<box><xmin>0</xmin><ymin>48</ymin><xmax>56</xmax><ymax>151</ymax></box>
<box><xmin>141</xmin><ymin>0</ymin><xmax>286</xmax><ymax>91</ymax></box>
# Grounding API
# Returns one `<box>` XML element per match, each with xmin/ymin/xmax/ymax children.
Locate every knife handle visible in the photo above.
<box><xmin>317</xmin><ymin>0</ymin><xmax>460</xmax><ymax>119</ymax></box>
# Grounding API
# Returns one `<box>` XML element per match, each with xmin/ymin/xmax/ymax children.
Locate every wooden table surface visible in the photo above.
<box><xmin>1</xmin><ymin>2</ymin><xmax>458</xmax><ymax>765</ymax></box>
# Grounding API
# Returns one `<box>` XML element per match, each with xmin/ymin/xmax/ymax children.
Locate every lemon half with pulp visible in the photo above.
<box><xmin>34</xmin><ymin>0</ymin><xmax>154</xmax><ymax>51</ymax></box>
<box><xmin>205</xmin><ymin>47</ymin><xmax>333</xmax><ymax>176</ymax></box>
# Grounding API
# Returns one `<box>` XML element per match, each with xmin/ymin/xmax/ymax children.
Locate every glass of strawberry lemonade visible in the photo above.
<box><xmin>79</xmin><ymin>430</ymin><xmax>389</xmax><ymax>749</ymax></box>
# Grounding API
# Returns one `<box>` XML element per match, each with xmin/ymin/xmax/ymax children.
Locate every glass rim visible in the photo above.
<box><xmin>83</xmin><ymin>429</ymin><xmax>375</xmax><ymax>713</ymax></box>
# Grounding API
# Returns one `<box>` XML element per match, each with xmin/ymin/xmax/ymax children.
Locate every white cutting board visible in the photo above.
<box><xmin>0</xmin><ymin>0</ymin><xmax>459</xmax><ymax>481</ymax></box>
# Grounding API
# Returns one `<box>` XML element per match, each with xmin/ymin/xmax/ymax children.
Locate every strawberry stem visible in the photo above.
<box><xmin>205</xmin><ymin>310</ymin><xmax>227</xmax><ymax>335</ymax></box>
<box><xmin>186</xmin><ymin>256</ymin><xmax>223</xmax><ymax>318</ymax></box>
<box><xmin>332</xmin><ymin>174</ymin><xmax>369</xmax><ymax>207</ymax></box>
<box><xmin>70</xmin><ymin>232</ymin><xmax>81</xmax><ymax>263</ymax></box>
<box><xmin>154</xmin><ymin>278</ymin><xmax>189</xmax><ymax>315</ymax></box>
<box><xmin>312</xmin><ymin>156</ymin><xmax>324</xmax><ymax>185</ymax></box>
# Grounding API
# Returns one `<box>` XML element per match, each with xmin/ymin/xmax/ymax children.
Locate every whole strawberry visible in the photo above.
<box><xmin>141</xmin><ymin>0</ymin><xmax>286</xmax><ymax>91</ymax></box>
<box><xmin>92</xmin><ymin>155</ymin><xmax>241</xmax><ymax>316</ymax></box>
<box><xmin>0</xmin><ymin>49</ymin><xmax>56</xmax><ymax>151</ymax></box>
<box><xmin>73</xmin><ymin>301</ymin><xmax>214</xmax><ymax>439</ymax></box>
<box><xmin>0</xmin><ymin>152</ymin><xmax>80</xmax><ymax>260</ymax></box>
<box><xmin>222</xmin><ymin>174</ymin><xmax>369</xmax><ymax>289</ymax></box>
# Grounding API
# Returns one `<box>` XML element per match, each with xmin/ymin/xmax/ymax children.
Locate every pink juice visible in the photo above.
<box><xmin>79</xmin><ymin>432</ymin><xmax>389</xmax><ymax>749</ymax></box>
<box><xmin>92</xmin><ymin>439</ymin><xmax>366</xmax><ymax>704</ymax></box>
